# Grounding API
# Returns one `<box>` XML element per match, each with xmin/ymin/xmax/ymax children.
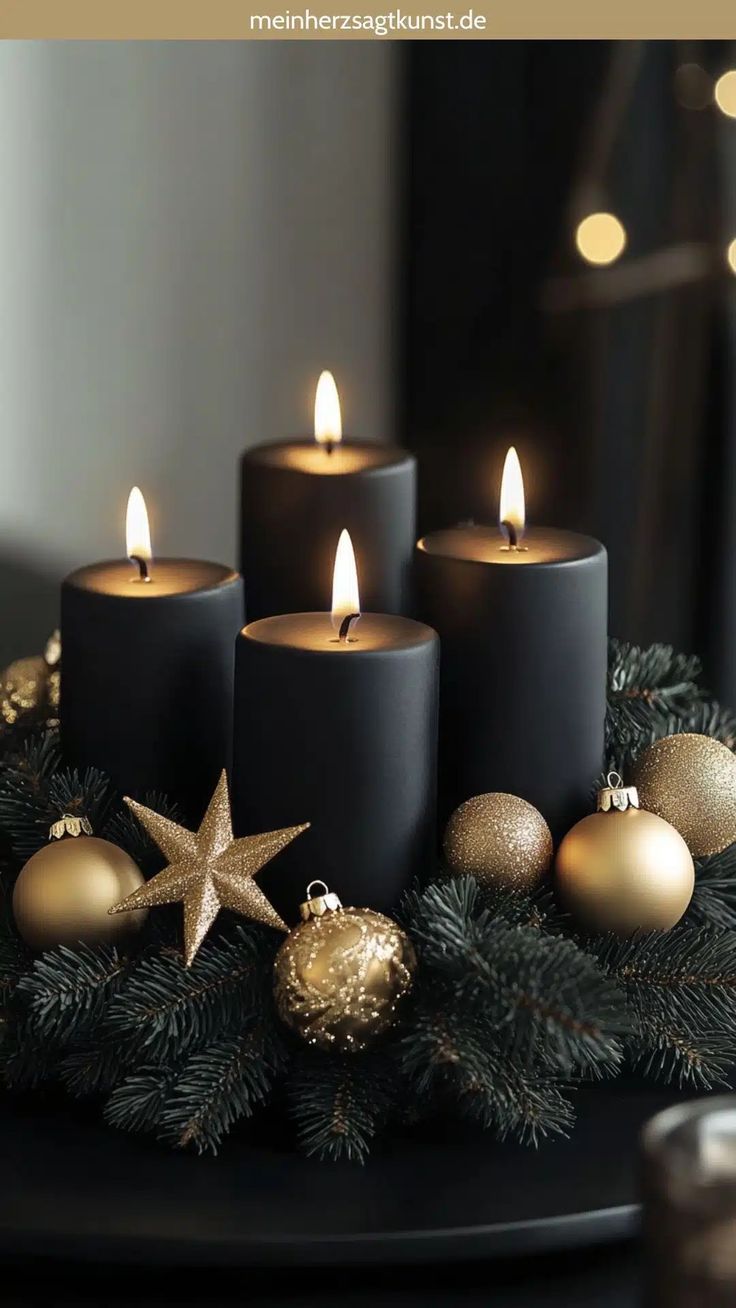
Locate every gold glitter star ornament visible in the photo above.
<box><xmin>109</xmin><ymin>771</ymin><xmax>308</xmax><ymax>965</ymax></box>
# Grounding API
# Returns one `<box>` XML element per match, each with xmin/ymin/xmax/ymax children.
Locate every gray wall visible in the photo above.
<box><xmin>0</xmin><ymin>41</ymin><xmax>397</xmax><ymax>663</ymax></box>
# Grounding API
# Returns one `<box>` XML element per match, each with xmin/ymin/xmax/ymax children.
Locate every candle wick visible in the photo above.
<box><xmin>501</xmin><ymin>519</ymin><xmax>518</xmax><ymax>548</ymax></box>
<box><xmin>500</xmin><ymin>521</ymin><xmax>528</xmax><ymax>552</ymax></box>
<box><xmin>325</xmin><ymin>440</ymin><xmax>335</xmax><ymax>457</ymax></box>
<box><xmin>337</xmin><ymin>612</ymin><xmax>360</xmax><ymax>643</ymax></box>
<box><xmin>129</xmin><ymin>554</ymin><xmax>152</xmax><ymax>582</ymax></box>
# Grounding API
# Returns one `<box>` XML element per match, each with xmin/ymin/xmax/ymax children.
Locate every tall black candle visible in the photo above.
<box><xmin>232</xmin><ymin>532</ymin><xmax>438</xmax><ymax>920</ymax></box>
<box><xmin>239</xmin><ymin>373</ymin><xmax>416</xmax><ymax>619</ymax></box>
<box><xmin>61</xmin><ymin>492</ymin><xmax>244</xmax><ymax>823</ymax></box>
<box><xmin>415</xmin><ymin>452</ymin><xmax>607</xmax><ymax>839</ymax></box>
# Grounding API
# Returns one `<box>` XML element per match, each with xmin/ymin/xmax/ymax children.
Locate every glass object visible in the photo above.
<box><xmin>642</xmin><ymin>1097</ymin><xmax>736</xmax><ymax>1307</ymax></box>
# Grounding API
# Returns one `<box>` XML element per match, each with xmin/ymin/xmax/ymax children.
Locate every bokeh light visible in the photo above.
<box><xmin>575</xmin><ymin>212</ymin><xmax>627</xmax><ymax>267</ymax></box>
<box><xmin>715</xmin><ymin>71</ymin><xmax>736</xmax><ymax>118</ymax></box>
<box><xmin>727</xmin><ymin>239</ymin><xmax>736</xmax><ymax>275</ymax></box>
<box><xmin>674</xmin><ymin>63</ymin><xmax>711</xmax><ymax>111</ymax></box>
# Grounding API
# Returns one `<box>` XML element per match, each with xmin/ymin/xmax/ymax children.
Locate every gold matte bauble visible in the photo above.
<box><xmin>273</xmin><ymin>881</ymin><xmax>416</xmax><ymax>1052</ymax></box>
<box><xmin>443</xmin><ymin>792</ymin><xmax>553</xmax><ymax>892</ymax></box>
<box><xmin>556</xmin><ymin>786</ymin><xmax>695</xmax><ymax>936</ymax></box>
<box><xmin>13</xmin><ymin>834</ymin><xmax>147</xmax><ymax>950</ymax></box>
<box><xmin>631</xmin><ymin>733</ymin><xmax>736</xmax><ymax>858</ymax></box>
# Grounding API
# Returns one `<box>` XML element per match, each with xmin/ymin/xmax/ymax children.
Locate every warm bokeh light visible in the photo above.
<box><xmin>126</xmin><ymin>486</ymin><xmax>152</xmax><ymax>562</ymax></box>
<box><xmin>499</xmin><ymin>446</ymin><xmax>525</xmax><ymax>537</ymax></box>
<box><xmin>674</xmin><ymin>63</ymin><xmax>711</xmax><ymax>111</ymax></box>
<box><xmin>331</xmin><ymin>529</ymin><xmax>360</xmax><ymax>632</ymax></box>
<box><xmin>728</xmin><ymin>239</ymin><xmax>736</xmax><ymax>275</ymax></box>
<box><xmin>715</xmin><ymin>70</ymin><xmax>736</xmax><ymax>118</ymax></box>
<box><xmin>314</xmin><ymin>370</ymin><xmax>342</xmax><ymax>447</ymax></box>
<box><xmin>575</xmin><ymin>212</ymin><xmax>627</xmax><ymax>267</ymax></box>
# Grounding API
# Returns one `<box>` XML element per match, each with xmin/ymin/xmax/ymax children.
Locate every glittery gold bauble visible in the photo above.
<box><xmin>555</xmin><ymin>775</ymin><xmax>694</xmax><ymax>935</ymax></box>
<box><xmin>273</xmin><ymin>881</ymin><xmax>416</xmax><ymax>1052</ymax></box>
<box><xmin>0</xmin><ymin>631</ymin><xmax>60</xmax><ymax>726</ymax></box>
<box><xmin>13</xmin><ymin>825</ymin><xmax>146</xmax><ymax>950</ymax></box>
<box><xmin>630</xmin><ymin>733</ymin><xmax>736</xmax><ymax>858</ymax></box>
<box><xmin>443</xmin><ymin>792</ymin><xmax>553</xmax><ymax>892</ymax></box>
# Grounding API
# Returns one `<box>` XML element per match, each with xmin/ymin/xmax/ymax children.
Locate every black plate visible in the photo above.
<box><xmin>0</xmin><ymin>1082</ymin><xmax>694</xmax><ymax>1266</ymax></box>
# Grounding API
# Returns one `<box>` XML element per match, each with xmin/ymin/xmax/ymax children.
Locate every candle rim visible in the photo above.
<box><xmin>243</xmin><ymin>438</ymin><xmax>415</xmax><ymax>478</ymax></box>
<box><xmin>241</xmin><ymin>611</ymin><xmax>438</xmax><ymax>652</ymax></box>
<box><xmin>65</xmin><ymin>558</ymin><xmax>241</xmax><ymax>598</ymax></box>
<box><xmin>417</xmin><ymin>525</ymin><xmax>606</xmax><ymax>568</ymax></box>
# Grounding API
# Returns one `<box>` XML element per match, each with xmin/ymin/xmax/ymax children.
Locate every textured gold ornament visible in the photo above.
<box><xmin>110</xmin><ymin>771</ymin><xmax>308</xmax><ymax>965</ymax></box>
<box><xmin>631</xmin><ymin>733</ymin><xmax>736</xmax><ymax>858</ymax></box>
<box><xmin>13</xmin><ymin>830</ymin><xmax>146</xmax><ymax>950</ymax></box>
<box><xmin>0</xmin><ymin>630</ymin><xmax>61</xmax><ymax>726</ymax></box>
<box><xmin>443</xmin><ymin>792</ymin><xmax>553</xmax><ymax>892</ymax></box>
<box><xmin>273</xmin><ymin>881</ymin><xmax>416</xmax><ymax>1052</ymax></box>
<box><xmin>555</xmin><ymin>774</ymin><xmax>695</xmax><ymax>935</ymax></box>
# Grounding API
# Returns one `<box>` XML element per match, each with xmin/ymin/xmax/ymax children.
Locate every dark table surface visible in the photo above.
<box><xmin>2</xmin><ymin>1242</ymin><xmax>639</xmax><ymax>1306</ymax></box>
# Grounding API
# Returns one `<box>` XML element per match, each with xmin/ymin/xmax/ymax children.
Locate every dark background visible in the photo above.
<box><xmin>403</xmin><ymin>40</ymin><xmax>736</xmax><ymax>705</ymax></box>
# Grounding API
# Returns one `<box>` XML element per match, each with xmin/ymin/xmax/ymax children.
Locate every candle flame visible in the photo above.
<box><xmin>331</xmin><ymin>529</ymin><xmax>360</xmax><ymax>633</ymax></box>
<box><xmin>126</xmin><ymin>486</ymin><xmax>152</xmax><ymax>562</ymax></box>
<box><xmin>314</xmin><ymin>371</ymin><xmax>342</xmax><ymax>447</ymax></box>
<box><xmin>499</xmin><ymin>447</ymin><xmax>525</xmax><ymax>538</ymax></box>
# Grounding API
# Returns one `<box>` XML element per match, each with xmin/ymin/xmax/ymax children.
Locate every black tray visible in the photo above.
<box><xmin>0</xmin><ymin>1082</ymin><xmax>693</xmax><ymax>1267</ymax></box>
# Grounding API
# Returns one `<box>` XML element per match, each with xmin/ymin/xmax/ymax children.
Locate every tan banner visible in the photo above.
<box><xmin>1</xmin><ymin>0</ymin><xmax>736</xmax><ymax>39</ymax></box>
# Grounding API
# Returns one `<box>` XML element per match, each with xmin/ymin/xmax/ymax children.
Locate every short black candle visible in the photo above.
<box><xmin>415</xmin><ymin>525</ymin><xmax>608</xmax><ymax>839</ymax></box>
<box><xmin>239</xmin><ymin>440</ymin><xmax>416</xmax><ymax>620</ymax></box>
<box><xmin>62</xmin><ymin>559</ymin><xmax>244</xmax><ymax>823</ymax></box>
<box><xmin>233</xmin><ymin>612</ymin><xmax>439</xmax><ymax>921</ymax></box>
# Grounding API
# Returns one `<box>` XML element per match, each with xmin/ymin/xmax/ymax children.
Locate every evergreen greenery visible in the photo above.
<box><xmin>0</xmin><ymin>639</ymin><xmax>735</xmax><ymax>1162</ymax></box>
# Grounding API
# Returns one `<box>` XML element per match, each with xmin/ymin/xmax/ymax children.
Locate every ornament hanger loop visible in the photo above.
<box><xmin>606</xmin><ymin>771</ymin><xmax>624</xmax><ymax>789</ymax></box>
<box><xmin>301</xmin><ymin>880</ymin><xmax>343</xmax><ymax>920</ymax></box>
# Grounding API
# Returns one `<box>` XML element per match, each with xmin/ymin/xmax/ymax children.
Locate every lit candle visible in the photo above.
<box><xmin>239</xmin><ymin>371</ymin><xmax>416</xmax><ymax>619</ymax></box>
<box><xmin>61</xmin><ymin>488</ymin><xmax>244</xmax><ymax>822</ymax></box>
<box><xmin>415</xmin><ymin>449</ymin><xmax>607</xmax><ymax>838</ymax></box>
<box><xmin>232</xmin><ymin>530</ymin><xmax>438</xmax><ymax>920</ymax></box>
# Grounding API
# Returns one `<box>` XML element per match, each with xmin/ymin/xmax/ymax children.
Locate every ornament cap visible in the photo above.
<box><xmin>49</xmin><ymin>813</ymin><xmax>93</xmax><ymax>841</ymax></box>
<box><xmin>597</xmin><ymin>772</ymin><xmax>640</xmax><ymax>813</ymax></box>
<box><xmin>300</xmin><ymin>880</ymin><xmax>343</xmax><ymax>920</ymax></box>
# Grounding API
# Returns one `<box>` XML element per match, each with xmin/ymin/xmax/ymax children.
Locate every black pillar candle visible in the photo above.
<box><xmin>240</xmin><ymin>443</ymin><xmax>416</xmax><ymax>620</ymax></box>
<box><xmin>62</xmin><ymin>559</ymin><xmax>244</xmax><ymax>823</ymax></box>
<box><xmin>415</xmin><ymin>524</ymin><xmax>607</xmax><ymax>839</ymax></box>
<box><xmin>240</xmin><ymin>372</ymin><xmax>415</xmax><ymax>619</ymax></box>
<box><xmin>232</xmin><ymin>612</ymin><xmax>439</xmax><ymax>921</ymax></box>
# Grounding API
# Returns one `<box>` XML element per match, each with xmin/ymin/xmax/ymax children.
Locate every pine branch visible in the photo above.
<box><xmin>106</xmin><ymin>926</ymin><xmax>277</xmax><ymax>1060</ymax></box>
<box><xmin>46</xmin><ymin>767</ymin><xmax>112</xmax><ymax>835</ymax></box>
<box><xmin>0</xmin><ymin>1017</ymin><xmax>60</xmax><ymax>1089</ymax></box>
<box><xmin>16</xmin><ymin>943</ymin><xmax>127</xmax><ymax>1046</ymax></box>
<box><xmin>605</xmin><ymin>639</ymin><xmax>736</xmax><ymax>764</ymax></box>
<box><xmin>689</xmin><ymin>845</ymin><xmax>736</xmax><ymax>930</ymax></box>
<box><xmin>399</xmin><ymin>1006</ymin><xmax>575</xmax><ymax>1145</ymax></box>
<box><xmin>0</xmin><ymin>882</ymin><xmax>30</xmax><ymax>1000</ymax></box>
<box><xmin>628</xmin><ymin>1020</ymin><xmax>734</xmax><ymax>1090</ymax></box>
<box><xmin>0</xmin><ymin>729</ymin><xmax>63</xmax><ymax>862</ymax></box>
<box><xmin>499</xmin><ymin>930</ymin><xmax>628</xmax><ymax>1077</ymax></box>
<box><xmin>60</xmin><ymin>1033</ymin><xmax>140</xmax><ymax>1099</ymax></box>
<box><xmin>159</xmin><ymin>1025</ymin><xmax>288</xmax><ymax>1154</ymax></box>
<box><xmin>105</xmin><ymin>1062</ymin><xmax>189</xmax><ymax>1135</ymax></box>
<box><xmin>404</xmin><ymin>876</ymin><xmax>625</xmax><ymax>1079</ymax></box>
<box><xmin>288</xmin><ymin>1050</ymin><xmax>397</xmax><ymax>1163</ymax></box>
<box><xmin>591</xmin><ymin>928</ymin><xmax>736</xmax><ymax>1087</ymax></box>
